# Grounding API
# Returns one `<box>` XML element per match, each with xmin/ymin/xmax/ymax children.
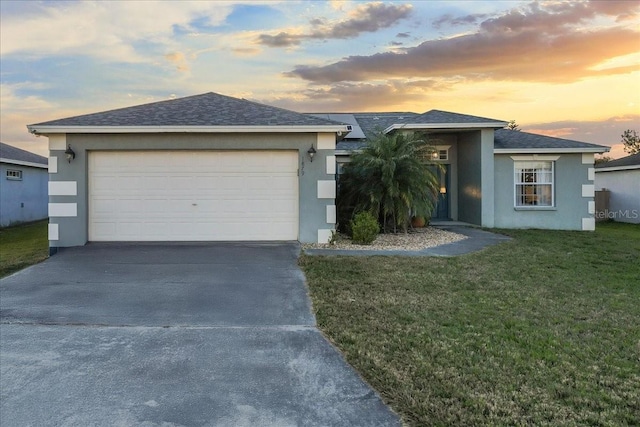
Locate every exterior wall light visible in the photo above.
<box><xmin>307</xmin><ymin>145</ymin><xmax>317</xmax><ymax>162</ymax></box>
<box><xmin>65</xmin><ymin>145</ymin><xmax>76</xmax><ymax>163</ymax></box>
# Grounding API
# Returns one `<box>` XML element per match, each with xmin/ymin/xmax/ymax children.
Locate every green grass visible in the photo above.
<box><xmin>0</xmin><ymin>220</ymin><xmax>49</xmax><ymax>278</ymax></box>
<box><xmin>301</xmin><ymin>222</ymin><xmax>640</xmax><ymax>426</ymax></box>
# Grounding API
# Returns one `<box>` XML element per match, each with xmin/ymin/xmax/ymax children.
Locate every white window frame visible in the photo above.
<box><xmin>6</xmin><ymin>169</ymin><xmax>22</xmax><ymax>180</ymax></box>
<box><xmin>513</xmin><ymin>160</ymin><xmax>555</xmax><ymax>208</ymax></box>
<box><xmin>431</xmin><ymin>145</ymin><xmax>451</xmax><ymax>161</ymax></box>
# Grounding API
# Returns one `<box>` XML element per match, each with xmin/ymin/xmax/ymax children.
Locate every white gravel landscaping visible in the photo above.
<box><xmin>304</xmin><ymin>227</ymin><xmax>467</xmax><ymax>251</ymax></box>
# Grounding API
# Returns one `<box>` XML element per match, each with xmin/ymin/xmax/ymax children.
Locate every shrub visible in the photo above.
<box><xmin>338</xmin><ymin>132</ymin><xmax>441</xmax><ymax>233</ymax></box>
<box><xmin>350</xmin><ymin>211</ymin><xmax>379</xmax><ymax>245</ymax></box>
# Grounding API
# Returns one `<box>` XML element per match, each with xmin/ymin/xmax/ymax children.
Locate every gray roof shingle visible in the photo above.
<box><xmin>410</xmin><ymin>109</ymin><xmax>505</xmax><ymax>125</ymax></box>
<box><xmin>352</xmin><ymin>112</ymin><xmax>418</xmax><ymax>140</ymax></box>
<box><xmin>306</xmin><ymin>113</ymin><xmax>366</xmax><ymax>139</ymax></box>
<box><xmin>333</xmin><ymin>110</ymin><xmax>504</xmax><ymax>143</ymax></box>
<box><xmin>494</xmin><ymin>129</ymin><xmax>607</xmax><ymax>151</ymax></box>
<box><xmin>0</xmin><ymin>142</ymin><xmax>48</xmax><ymax>166</ymax></box>
<box><xmin>595</xmin><ymin>153</ymin><xmax>640</xmax><ymax>169</ymax></box>
<box><xmin>30</xmin><ymin>92</ymin><xmax>344</xmax><ymax>128</ymax></box>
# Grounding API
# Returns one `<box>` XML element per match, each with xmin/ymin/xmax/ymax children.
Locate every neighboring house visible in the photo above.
<box><xmin>0</xmin><ymin>142</ymin><xmax>49</xmax><ymax>227</ymax></box>
<box><xmin>594</xmin><ymin>153</ymin><xmax>640</xmax><ymax>224</ymax></box>
<box><xmin>27</xmin><ymin>92</ymin><xmax>608</xmax><ymax>253</ymax></box>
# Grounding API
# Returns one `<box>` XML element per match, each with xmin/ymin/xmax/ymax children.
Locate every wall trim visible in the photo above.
<box><xmin>48</xmin><ymin>157</ymin><xmax>58</xmax><ymax>174</ymax></box>
<box><xmin>48</xmin><ymin>203</ymin><xmax>77</xmax><ymax>217</ymax></box>
<box><xmin>48</xmin><ymin>181</ymin><xmax>77</xmax><ymax>196</ymax></box>
<box><xmin>317</xmin><ymin>229</ymin><xmax>334</xmax><ymax>244</ymax></box>
<box><xmin>326</xmin><ymin>155</ymin><xmax>336</xmax><ymax>174</ymax></box>
<box><xmin>317</xmin><ymin>180</ymin><xmax>336</xmax><ymax>199</ymax></box>
<box><xmin>582</xmin><ymin>153</ymin><xmax>594</xmax><ymax>164</ymax></box>
<box><xmin>582</xmin><ymin>217</ymin><xmax>595</xmax><ymax>231</ymax></box>
<box><xmin>326</xmin><ymin>205</ymin><xmax>336</xmax><ymax>224</ymax></box>
<box><xmin>510</xmin><ymin>155</ymin><xmax>560</xmax><ymax>161</ymax></box>
<box><xmin>317</xmin><ymin>133</ymin><xmax>336</xmax><ymax>150</ymax></box>
<box><xmin>48</xmin><ymin>223</ymin><xmax>59</xmax><ymax>241</ymax></box>
<box><xmin>582</xmin><ymin>184</ymin><xmax>595</xmax><ymax>198</ymax></box>
<box><xmin>48</xmin><ymin>134</ymin><xmax>66</xmax><ymax>150</ymax></box>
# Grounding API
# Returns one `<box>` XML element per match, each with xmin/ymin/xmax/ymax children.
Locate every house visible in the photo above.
<box><xmin>594</xmin><ymin>153</ymin><xmax>640</xmax><ymax>224</ymax></box>
<box><xmin>312</xmin><ymin>111</ymin><xmax>608</xmax><ymax>230</ymax></box>
<box><xmin>0</xmin><ymin>142</ymin><xmax>49</xmax><ymax>227</ymax></box>
<box><xmin>27</xmin><ymin>92</ymin><xmax>349</xmax><ymax>253</ymax></box>
<box><xmin>27</xmin><ymin>92</ymin><xmax>608</xmax><ymax>253</ymax></box>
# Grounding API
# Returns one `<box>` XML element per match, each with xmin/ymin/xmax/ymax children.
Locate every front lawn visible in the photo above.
<box><xmin>0</xmin><ymin>220</ymin><xmax>48</xmax><ymax>278</ymax></box>
<box><xmin>301</xmin><ymin>222</ymin><xmax>640</xmax><ymax>426</ymax></box>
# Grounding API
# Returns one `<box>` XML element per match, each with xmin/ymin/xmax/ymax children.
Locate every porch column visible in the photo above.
<box><xmin>480</xmin><ymin>129</ymin><xmax>495</xmax><ymax>228</ymax></box>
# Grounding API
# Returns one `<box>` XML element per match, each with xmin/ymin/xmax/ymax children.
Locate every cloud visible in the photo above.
<box><xmin>265</xmin><ymin>79</ymin><xmax>449</xmax><ymax>112</ymax></box>
<box><xmin>0</xmin><ymin>83</ymin><xmax>71</xmax><ymax>155</ymax></box>
<box><xmin>525</xmin><ymin>114</ymin><xmax>640</xmax><ymax>155</ymax></box>
<box><xmin>0</xmin><ymin>1</ymin><xmax>234</xmax><ymax>63</ymax></box>
<box><xmin>231</xmin><ymin>47</ymin><xmax>261</xmax><ymax>56</ymax></box>
<box><xmin>396</xmin><ymin>32</ymin><xmax>410</xmax><ymax>38</ymax></box>
<box><xmin>257</xmin><ymin>2</ymin><xmax>413</xmax><ymax>47</ymax></box>
<box><xmin>285</xmin><ymin>0</ymin><xmax>640</xmax><ymax>84</ymax></box>
<box><xmin>432</xmin><ymin>13</ymin><xmax>488</xmax><ymax>29</ymax></box>
<box><xmin>164</xmin><ymin>52</ymin><xmax>190</xmax><ymax>72</ymax></box>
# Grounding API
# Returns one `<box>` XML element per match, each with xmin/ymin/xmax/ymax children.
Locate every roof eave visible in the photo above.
<box><xmin>0</xmin><ymin>158</ymin><xmax>48</xmax><ymax>168</ymax></box>
<box><xmin>27</xmin><ymin>125</ymin><xmax>350</xmax><ymax>135</ymax></box>
<box><xmin>494</xmin><ymin>147</ymin><xmax>609</xmax><ymax>154</ymax></box>
<box><xmin>594</xmin><ymin>165</ymin><xmax>640</xmax><ymax>172</ymax></box>
<box><xmin>384</xmin><ymin>122</ymin><xmax>508</xmax><ymax>133</ymax></box>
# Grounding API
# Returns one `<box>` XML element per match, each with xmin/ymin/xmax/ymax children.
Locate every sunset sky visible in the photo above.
<box><xmin>1</xmin><ymin>0</ymin><xmax>639</xmax><ymax>158</ymax></box>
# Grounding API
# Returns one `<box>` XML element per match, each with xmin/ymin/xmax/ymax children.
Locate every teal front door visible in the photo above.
<box><xmin>432</xmin><ymin>164</ymin><xmax>450</xmax><ymax>220</ymax></box>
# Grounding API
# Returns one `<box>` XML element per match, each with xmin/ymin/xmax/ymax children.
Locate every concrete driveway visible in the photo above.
<box><xmin>0</xmin><ymin>243</ymin><xmax>400</xmax><ymax>427</ymax></box>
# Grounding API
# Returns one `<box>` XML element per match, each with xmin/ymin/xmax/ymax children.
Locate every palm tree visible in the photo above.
<box><xmin>339</xmin><ymin>132</ymin><xmax>442</xmax><ymax>233</ymax></box>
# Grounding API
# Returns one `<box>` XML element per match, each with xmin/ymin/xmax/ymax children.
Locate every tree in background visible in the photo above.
<box><xmin>621</xmin><ymin>129</ymin><xmax>640</xmax><ymax>154</ymax></box>
<box><xmin>507</xmin><ymin>120</ymin><xmax>520</xmax><ymax>131</ymax></box>
<box><xmin>338</xmin><ymin>132</ymin><xmax>441</xmax><ymax>233</ymax></box>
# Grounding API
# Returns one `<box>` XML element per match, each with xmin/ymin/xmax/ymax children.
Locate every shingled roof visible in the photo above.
<box><xmin>352</xmin><ymin>113</ymin><xmax>418</xmax><ymax>140</ymax></box>
<box><xmin>411</xmin><ymin>109</ymin><xmax>506</xmax><ymax>125</ymax></box>
<box><xmin>494</xmin><ymin>129</ymin><xmax>607</xmax><ymax>152</ymax></box>
<box><xmin>28</xmin><ymin>92</ymin><xmax>346</xmax><ymax>130</ymax></box>
<box><xmin>0</xmin><ymin>142</ymin><xmax>47</xmax><ymax>167</ymax></box>
<box><xmin>595</xmin><ymin>153</ymin><xmax>640</xmax><ymax>170</ymax></box>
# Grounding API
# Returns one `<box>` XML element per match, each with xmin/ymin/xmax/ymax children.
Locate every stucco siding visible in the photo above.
<box><xmin>594</xmin><ymin>169</ymin><xmax>640</xmax><ymax>224</ymax></box>
<box><xmin>457</xmin><ymin>131</ymin><xmax>482</xmax><ymax>225</ymax></box>
<box><xmin>494</xmin><ymin>153</ymin><xmax>591</xmax><ymax>230</ymax></box>
<box><xmin>0</xmin><ymin>163</ymin><xmax>48</xmax><ymax>227</ymax></box>
<box><xmin>49</xmin><ymin>133</ymin><xmax>334</xmax><ymax>247</ymax></box>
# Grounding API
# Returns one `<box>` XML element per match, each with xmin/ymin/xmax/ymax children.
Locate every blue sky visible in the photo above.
<box><xmin>1</xmin><ymin>0</ymin><xmax>639</xmax><ymax>158</ymax></box>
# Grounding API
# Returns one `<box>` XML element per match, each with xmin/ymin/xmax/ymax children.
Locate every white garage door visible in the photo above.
<box><xmin>89</xmin><ymin>151</ymin><xmax>299</xmax><ymax>241</ymax></box>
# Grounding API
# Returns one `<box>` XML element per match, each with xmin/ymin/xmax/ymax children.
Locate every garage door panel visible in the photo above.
<box><xmin>89</xmin><ymin>151</ymin><xmax>299</xmax><ymax>241</ymax></box>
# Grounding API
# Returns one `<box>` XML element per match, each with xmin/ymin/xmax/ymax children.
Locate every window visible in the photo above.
<box><xmin>6</xmin><ymin>169</ymin><xmax>22</xmax><ymax>180</ymax></box>
<box><xmin>514</xmin><ymin>161</ymin><xmax>554</xmax><ymax>207</ymax></box>
<box><xmin>431</xmin><ymin>146</ymin><xmax>450</xmax><ymax>161</ymax></box>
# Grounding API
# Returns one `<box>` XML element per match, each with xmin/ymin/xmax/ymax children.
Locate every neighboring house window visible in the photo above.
<box><xmin>6</xmin><ymin>169</ymin><xmax>22</xmax><ymax>180</ymax></box>
<box><xmin>514</xmin><ymin>161</ymin><xmax>554</xmax><ymax>207</ymax></box>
